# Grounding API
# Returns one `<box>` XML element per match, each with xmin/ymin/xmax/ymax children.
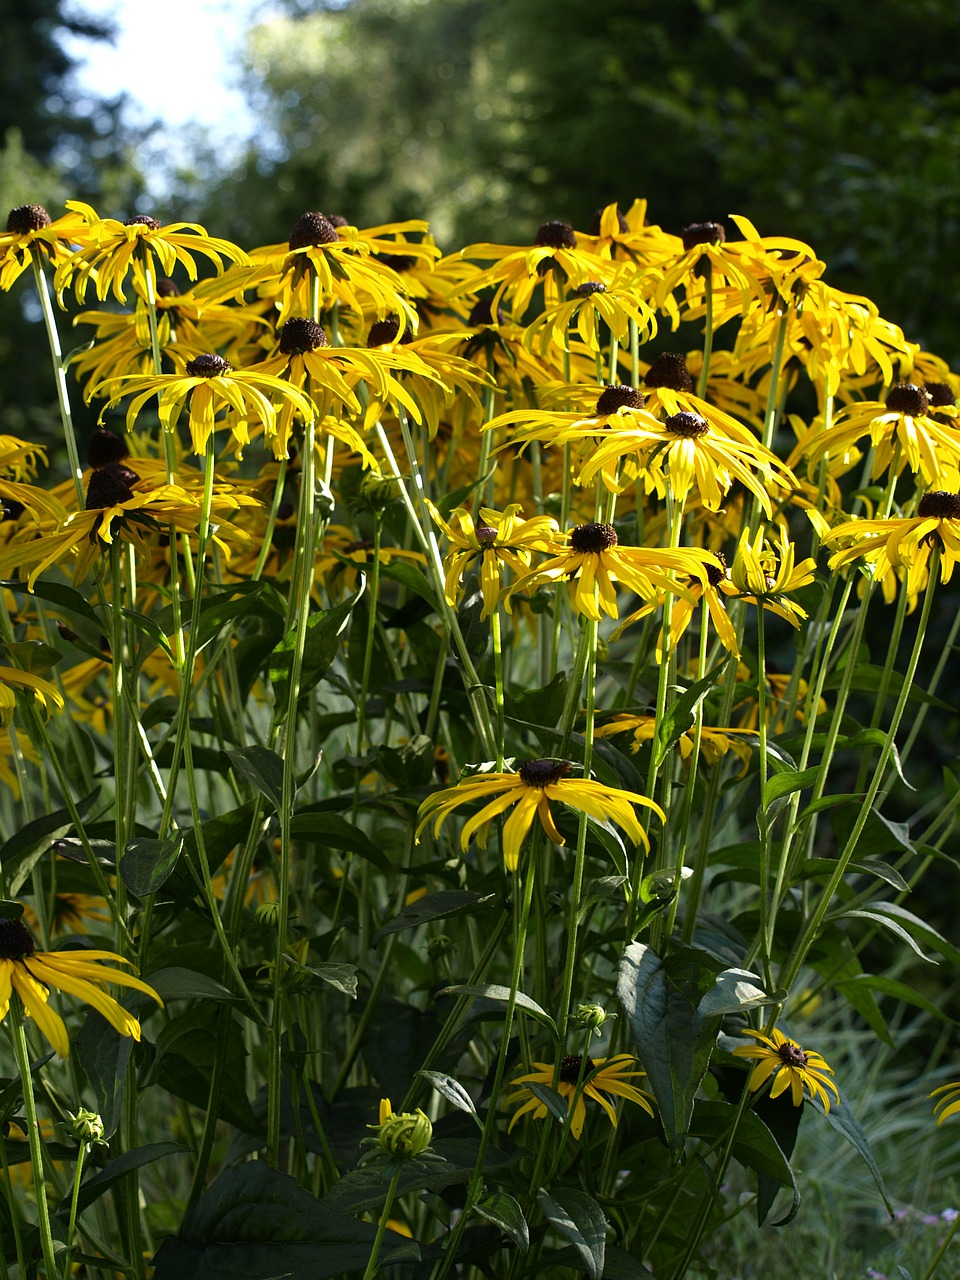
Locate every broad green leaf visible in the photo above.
<box><xmin>289</xmin><ymin>811</ymin><xmax>391</xmax><ymax>873</ymax></box>
<box><xmin>2</xmin><ymin>790</ymin><xmax>99</xmax><ymax>896</ymax></box>
<box><xmin>818</xmin><ymin>1087</ymin><xmax>892</xmax><ymax>1213</ymax></box>
<box><xmin>505</xmin><ymin>671</ymin><xmax>569</xmax><ymax>728</ymax></box>
<box><xmin>155</xmin><ymin>1008</ymin><xmax>258</xmax><ymax>1134</ymax></box>
<box><xmin>66</xmin><ymin>1143</ymin><xmax>185</xmax><ymax>1216</ymax></box>
<box><xmin>145</xmin><ymin>968</ymin><xmax>236</xmax><ymax>1003</ymax></box>
<box><xmin>196</xmin><ymin>582</ymin><xmax>284</xmax><ymax>652</ymax></box>
<box><xmin>418</xmin><ymin>1070</ymin><xmax>480</xmax><ymax>1124</ymax></box>
<box><xmin>439</xmin><ymin>983</ymin><xmax>558</xmax><ymax>1036</ymax></box>
<box><xmin>761</xmin><ymin>765</ymin><xmax>821</xmax><ymax>811</ymax></box>
<box><xmin>689</xmin><ymin>1100</ymin><xmax>800</xmax><ymax>1226</ymax></box>
<box><xmin>29</xmin><ymin>580</ymin><xmax>101</xmax><ymax>627</ymax></box>
<box><xmin>224</xmin><ymin>745</ymin><xmax>285</xmax><ymax>812</ymax></box>
<box><xmin>120</xmin><ymin>609</ymin><xmax>173</xmax><ymax>660</ymax></box>
<box><xmin>379</xmin><ymin>561</ymin><xmax>439</xmax><ymax>612</ymax></box>
<box><xmin>616</xmin><ymin>942</ymin><xmax>724</xmax><ymax>1158</ymax></box>
<box><xmin>6</xmin><ymin>640</ymin><xmax>63</xmax><ymax>673</ymax></box>
<box><xmin>536</xmin><ymin>1188</ymin><xmax>606</xmax><ymax>1280</ymax></box>
<box><xmin>303</xmin><ymin>963</ymin><xmax>357</xmax><ymax>998</ymax></box>
<box><xmin>697</xmin><ymin>968</ymin><xmax>776</xmax><ymax>1018</ymax></box>
<box><xmin>834</xmin><ymin>974</ymin><xmax>947</xmax><ymax>1022</ymax></box>
<box><xmin>119</xmin><ymin>833</ymin><xmax>184</xmax><ymax>896</ymax></box>
<box><xmin>799</xmin><ymin>856</ymin><xmax>909</xmax><ymax>893</ymax></box>
<box><xmin>523</xmin><ymin>1082</ymin><xmax>568</xmax><ymax>1127</ymax></box>
<box><xmin>373</xmin><ymin>891</ymin><xmax>498</xmax><ymax>944</ymax></box>
<box><xmin>474</xmin><ymin>1193</ymin><xmax>529</xmax><ymax>1251</ymax></box>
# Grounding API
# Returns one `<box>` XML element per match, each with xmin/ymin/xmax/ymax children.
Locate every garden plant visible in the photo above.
<box><xmin>0</xmin><ymin>195</ymin><xmax>959</xmax><ymax>1279</ymax></box>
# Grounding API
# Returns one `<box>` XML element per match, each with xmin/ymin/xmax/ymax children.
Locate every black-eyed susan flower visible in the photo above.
<box><xmin>96</xmin><ymin>353</ymin><xmax>316</xmax><ymax>457</ymax></box>
<box><xmin>732</xmin><ymin>1026</ymin><xmax>839</xmax><ymax>1111</ymax></box>
<box><xmin>0</xmin><ymin>914</ymin><xmax>162</xmax><ymax>1057</ymax></box>
<box><xmin>595</xmin><ymin>713</ymin><xmax>753</xmax><ymax>775</ymax></box>
<box><xmin>825</xmin><ymin>490</ymin><xmax>960</xmax><ymax>595</ymax></box>
<box><xmin>55</xmin><ymin>203</ymin><xmax>248</xmax><ymax>304</ymax></box>
<box><xmin>523</xmin><ymin>271</ymin><xmax>658</xmax><ymax>358</ymax></box>
<box><xmin>0</xmin><ymin>662</ymin><xmax>64</xmax><ymax>723</ymax></box>
<box><xmin>613</xmin><ymin>557</ymin><xmax>740</xmax><ymax>661</ymax></box>
<box><xmin>427</xmin><ymin>500</ymin><xmax>559</xmax><ymax>616</ymax></box>
<box><xmin>505</xmin><ymin>1054</ymin><xmax>653</xmax><ymax>1139</ymax></box>
<box><xmin>0</xmin><ymin>203</ymin><xmax>93</xmax><ymax>291</ymax></box>
<box><xmin>931</xmin><ymin>1079</ymin><xmax>960</xmax><ymax>1125</ymax></box>
<box><xmin>416</xmin><ymin>757</ymin><xmax>664</xmax><ymax>871</ymax></box>
<box><xmin>728</xmin><ymin>529</ymin><xmax>816</xmax><ymax>627</ymax></box>
<box><xmin>506</xmin><ymin>521</ymin><xmax>714</xmax><ymax>623</ymax></box>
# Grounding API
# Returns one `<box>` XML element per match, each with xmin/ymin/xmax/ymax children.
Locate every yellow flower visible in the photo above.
<box><xmin>613</xmin><ymin>557</ymin><xmax>740</xmax><ymax>662</ymax></box>
<box><xmin>824</xmin><ymin>491</ymin><xmax>960</xmax><ymax>595</ymax></box>
<box><xmin>55</xmin><ymin>202</ymin><xmax>248</xmax><ymax>303</ymax></box>
<box><xmin>0</xmin><ymin>914</ymin><xmax>162</xmax><ymax>1057</ymax></box>
<box><xmin>732</xmin><ymin>1026</ymin><xmax>839</xmax><ymax>1111</ymax></box>
<box><xmin>728</xmin><ymin>529</ymin><xmax>816</xmax><ymax>627</ymax></box>
<box><xmin>522</xmin><ymin>270</ymin><xmax>658</xmax><ymax>357</ymax></box>
<box><xmin>416</xmin><ymin>757</ymin><xmax>664</xmax><ymax>872</ymax></box>
<box><xmin>427</xmin><ymin>501</ymin><xmax>559</xmax><ymax>617</ymax></box>
<box><xmin>507</xmin><ymin>521</ymin><xmax>713</xmax><ymax>623</ymax></box>
<box><xmin>931</xmin><ymin>1079</ymin><xmax>960</xmax><ymax>1125</ymax></box>
<box><xmin>96</xmin><ymin>353</ymin><xmax>316</xmax><ymax>457</ymax></box>
<box><xmin>505</xmin><ymin>1054</ymin><xmax>653</xmax><ymax>1140</ymax></box>
<box><xmin>0</xmin><ymin>663</ymin><xmax>64</xmax><ymax>723</ymax></box>
<box><xmin>370</xmin><ymin>1098</ymin><xmax>433</xmax><ymax>1158</ymax></box>
<box><xmin>0</xmin><ymin>203</ymin><xmax>93</xmax><ymax>291</ymax></box>
<box><xmin>595</xmin><ymin>714</ymin><xmax>753</xmax><ymax>775</ymax></box>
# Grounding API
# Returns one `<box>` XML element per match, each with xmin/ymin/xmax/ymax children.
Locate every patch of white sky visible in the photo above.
<box><xmin>59</xmin><ymin>0</ymin><xmax>287</xmax><ymax>196</ymax></box>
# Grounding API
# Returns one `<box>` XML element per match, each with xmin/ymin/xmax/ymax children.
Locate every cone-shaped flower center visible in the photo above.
<box><xmin>288</xmin><ymin>211</ymin><xmax>339</xmax><ymax>250</ymax></box>
<box><xmin>185</xmin><ymin>354</ymin><xmax>232</xmax><ymax>378</ymax></box>
<box><xmin>123</xmin><ymin>214</ymin><xmax>162</xmax><ymax>230</ymax></box>
<box><xmin>917</xmin><ymin>491</ymin><xmax>960</xmax><ymax>519</ymax></box>
<box><xmin>571</xmin><ymin>522</ymin><xmax>618</xmax><ymax>554</ymax></box>
<box><xmin>368</xmin><ymin>317</ymin><xmax>410</xmax><ymax>346</ymax></box>
<box><xmin>665</xmin><ymin>410</ymin><xmax>709</xmax><ymax>438</ymax></box>
<box><xmin>777</xmin><ymin>1041</ymin><xmax>809</xmax><ymax>1068</ymax></box>
<box><xmin>596</xmin><ymin>384</ymin><xmax>644</xmax><ymax>416</ymax></box>
<box><xmin>681</xmin><ymin>221</ymin><xmax>726</xmax><ymax>251</ymax></box>
<box><xmin>6</xmin><ymin>204</ymin><xmax>51</xmax><ymax>234</ymax></box>
<box><xmin>475</xmin><ymin>523</ymin><xmax>498</xmax><ymax>546</ymax></box>
<box><xmin>156</xmin><ymin>277</ymin><xmax>180</xmax><ymax>298</ymax></box>
<box><xmin>518</xmin><ymin>758</ymin><xmax>573</xmax><ymax>788</ymax></box>
<box><xmin>0</xmin><ymin>917</ymin><xmax>36</xmax><ymax>959</ymax></box>
<box><xmin>925</xmin><ymin>381</ymin><xmax>957</xmax><ymax>408</ymax></box>
<box><xmin>86</xmin><ymin>464</ymin><xmax>138</xmax><ymax>509</ymax></box>
<box><xmin>705</xmin><ymin>558</ymin><xmax>727</xmax><ymax>588</ymax></box>
<box><xmin>885</xmin><ymin>382</ymin><xmax>930</xmax><ymax>416</ymax></box>
<box><xmin>559</xmin><ymin>1053</ymin><xmax>597</xmax><ymax>1083</ymax></box>
<box><xmin>534</xmin><ymin>220</ymin><xmax>577</xmax><ymax>250</ymax></box>
<box><xmin>87</xmin><ymin>429</ymin><xmax>130</xmax><ymax>469</ymax></box>
<box><xmin>468</xmin><ymin>298</ymin><xmax>505</xmax><ymax>326</ymax></box>
<box><xmin>644</xmin><ymin>352</ymin><xmax>693</xmax><ymax>392</ymax></box>
<box><xmin>574</xmin><ymin>280</ymin><xmax>608</xmax><ymax>297</ymax></box>
<box><xmin>279</xmin><ymin>318</ymin><xmax>327</xmax><ymax>355</ymax></box>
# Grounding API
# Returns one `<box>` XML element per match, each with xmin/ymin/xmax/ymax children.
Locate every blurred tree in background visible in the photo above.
<box><xmin>211</xmin><ymin>0</ymin><xmax>960</xmax><ymax>359</ymax></box>
<box><xmin>0</xmin><ymin>0</ymin><xmax>144</xmax><ymax>438</ymax></box>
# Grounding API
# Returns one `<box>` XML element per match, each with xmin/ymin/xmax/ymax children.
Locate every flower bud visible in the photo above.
<box><xmin>375</xmin><ymin>1100</ymin><xmax>433</xmax><ymax>1158</ymax></box>
<box><xmin>575</xmin><ymin>1003</ymin><xmax>609</xmax><ymax>1034</ymax></box>
<box><xmin>426</xmin><ymin>934</ymin><xmax>453</xmax><ymax>959</ymax></box>
<box><xmin>255</xmin><ymin>901</ymin><xmax>283</xmax><ymax>928</ymax></box>
<box><xmin>67</xmin><ymin>1107</ymin><xmax>106</xmax><ymax>1145</ymax></box>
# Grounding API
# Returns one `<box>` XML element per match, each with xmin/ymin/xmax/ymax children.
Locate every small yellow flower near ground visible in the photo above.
<box><xmin>733</xmin><ymin>1026</ymin><xmax>839</xmax><ymax>1111</ymax></box>
<box><xmin>505</xmin><ymin>1054</ymin><xmax>653</xmax><ymax>1140</ymax></box>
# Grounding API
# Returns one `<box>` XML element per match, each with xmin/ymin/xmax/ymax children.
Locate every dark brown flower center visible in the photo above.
<box><xmin>885</xmin><ymin>382</ymin><xmax>930</xmax><ymax>417</ymax></box>
<box><xmin>87</xmin><ymin>429</ymin><xmax>130</xmax><ymax>469</ymax></box>
<box><xmin>777</xmin><ymin>1041</ymin><xmax>808</xmax><ymax>1069</ymax></box>
<box><xmin>518</xmin><ymin>758</ymin><xmax>573</xmax><ymax>788</ymax></box>
<box><xmin>574</xmin><ymin>281</ymin><xmax>607</xmax><ymax>298</ymax></box>
<box><xmin>559</xmin><ymin>1053</ymin><xmax>596</xmax><ymax>1083</ymax></box>
<box><xmin>534</xmin><ymin>220</ymin><xmax>577</xmax><ymax>250</ymax></box>
<box><xmin>665</xmin><ymin>411</ymin><xmax>709</xmax><ymax>438</ymax></box>
<box><xmin>6</xmin><ymin>204</ymin><xmax>51</xmax><ymax>234</ymax></box>
<box><xmin>681</xmin><ymin>221</ymin><xmax>726</xmax><ymax>252</ymax></box>
<box><xmin>468</xmin><ymin>298</ymin><xmax>506</xmax><ymax>327</ymax></box>
<box><xmin>85</xmin><ymin>464</ymin><xmax>139</xmax><ymax>509</ymax></box>
<box><xmin>156</xmin><ymin>277</ymin><xmax>180</xmax><ymax>298</ymax></box>
<box><xmin>644</xmin><ymin>352</ymin><xmax>693</xmax><ymax>392</ymax></box>
<box><xmin>327</xmin><ymin>214</ymin><xmax>349</xmax><ymax>228</ymax></box>
<box><xmin>0</xmin><ymin>917</ymin><xmax>35</xmax><ymax>959</ymax></box>
<box><xmin>342</xmin><ymin>539</ymin><xmax>374</xmax><ymax>555</ymax></box>
<box><xmin>288</xmin><ymin>211</ymin><xmax>340</xmax><ymax>250</ymax></box>
<box><xmin>475</xmin><ymin>522</ymin><xmax>498</xmax><ymax>546</ymax></box>
<box><xmin>917</xmin><ymin>491</ymin><xmax>960</xmax><ymax>519</ymax></box>
<box><xmin>596</xmin><ymin>384</ymin><xmax>645</xmax><ymax>416</ymax></box>
<box><xmin>378</xmin><ymin>252</ymin><xmax>417</xmax><ymax>272</ymax></box>
<box><xmin>124</xmin><ymin>214</ymin><xmax>161</xmax><ymax>230</ymax></box>
<box><xmin>589</xmin><ymin>207</ymin><xmax>629</xmax><ymax>235</ymax></box>
<box><xmin>185</xmin><ymin>353</ymin><xmax>232</xmax><ymax>378</ymax></box>
<box><xmin>279</xmin><ymin>318</ymin><xmax>327</xmax><ymax>355</ymax></box>
<box><xmin>571</xmin><ymin>522</ymin><xmax>618</xmax><ymax>554</ymax></box>
<box><xmin>705</xmin><ymin>557</ymin><xmax>727</xmax><ymax>588</ymax></box>
<box><xmin>368</xmin><ymin>317</ymin><xmax>411</xmax><ymax>346</ymax></box>
<box><xmin>925</xmin><ymin>381</ymin><xmax>956</xmax><ymax>408</ymax></box>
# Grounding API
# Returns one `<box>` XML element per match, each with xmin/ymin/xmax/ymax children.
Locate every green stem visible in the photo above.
<box><xmin>61</xmin><ymin>1141</ymin><xmax>87</xmax><ymax>1280</ymax></box>
<box><xmin>30</xmin><ymin>256</ymin><xmax>85</xmax><ymax>510</ymax></box>
<box><xmin>8</xmin><ymin>1005</ymin><xmax>58</xmax><ymax>1280</ymax></box>
<box><xmin>361</xmin><ymin>1165</ymin><xmax>403</xmax><ymax>1280</ymax></box>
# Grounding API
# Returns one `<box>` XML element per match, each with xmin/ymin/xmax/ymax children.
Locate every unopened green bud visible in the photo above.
<box><xmin>375</xmin><ymin>1100</ymin><xmax>433</xmax><ymax>1158</ymax></box>
<box><xmin>576</xmin><ymin>1003</ymin><xmax>608</xmax><ymax>1035</ymax></box>
<box><xmin>426</xmin><ymin>934</ymin><xmax>453</xmax><ymax>959</ymax></box>
<box><xmin>358</xmin><ymin>471</ymin><xmax>399</xmax><ymax>509</ymax></box>
<box><xmin>256</xmin><ymin>901</ymin><xmax>283</xmax><ymax>928</ymax></box>
<box><xmin>67</xmin><ymin>1108</ymin><xmax>106</xmax><ymax>1145</ymax></box>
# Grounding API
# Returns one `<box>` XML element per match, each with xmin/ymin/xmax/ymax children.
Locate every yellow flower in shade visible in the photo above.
<box><xmin>505</xmin><ymin>1054</ymin><xmax>653</xmax><ymax>1140</ymax></box>
<box><xmin>578</xmin><ymin>198</ymin><xmax>681</xmax><ymax>267</ymax></box>
<box><xmin>506</xmin><ymin>522</ymin><xmax>714</xmax><ymax>623</ymax></box>
<box><xmin>0</xmin><ymin>663</ymin><xmax>64</xmax><ymax>723</ymax></box>
<box><xmin>824</xmin><ymin>491</ymin><xmax>960</xmax><ymax>596</ymax></box>
<box><xmin>55</xmin><ymin>202</ymin><xmax>248</xmax><ymax>304</ymax></box>
<box><xmin>930</xmin><ymin>1079</ymin><xmax>960</xmax><ymax>1125</ymax></box>
<box><xmin>96</xmin><ymin>353</ymin><xmax>316</xmax><ymax>457</ymax></box>
<box><xmin>0</xmin><ymin>203</ymin><xmax>93</xmax><ymax>291</ymax></box>
<box><xmin>790</xmin><ymin>382</ymin><xmax>960</xmax><ymax>485</ymax></box>
<box><xmin>0</xmin><ymin>914</ymin><xmax>162</xmax><ymax>1057</ymax></box>
<box><xmin>427</xmin><ymin>501</ymin><xmax>559</xmax><ymax>617</ymax></box>
<box><xmin>728</xmin><ymin>529</ymin><xmax>816</xmax><ymax>627</ymax></box>
<box><xmin>732</xmin><ymin>1026</ymin><xmax>839</xmax><ymax>1111</ymax></box>
<box><xmin>595</xmin><ymin>714</ymin><xmax>753</xmax><ymax>776</ymax></box>
<box><xmin>416</xmin><ymin>757</ymin><xmax>664</xmax><ymax>872</ymax></box>
<box><xmin>459</xmin><ymin>219</ymin><xmax>619</xmax><ymax>321</ymax></box>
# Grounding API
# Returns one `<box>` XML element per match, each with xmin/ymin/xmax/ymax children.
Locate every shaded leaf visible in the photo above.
<box><xmin>373</xmin><ymin>891</ymin><xmax>498</xmax><ymax>945</ymax></box>
<box><xmin>474</xmin><ymin>1192</ymin><xmax>529</xmax><ymax>1251</ymax></box>
<box><xmin>119</xmin><ymin>834</ymin><xmax>184</xmax><ymax>896</ymax></box>
<box><xmin>419</xmin><ymin>1070</ymin><xmax>480</xmax><ymax>1124</ymax></box>
<box><xmin>439</xmin><ymin>983</ymin><xmax>557</xmax><ymax>1036</ymax></box>
<box><xmin>536</xmin><ymin>1187</ymin><xmax>606</xmax><ymax>1280</ymax></box>
<box><xmin>224</xmin><ymin>746</ymin><xmax>285</xmax><ymax>813</ymax></box>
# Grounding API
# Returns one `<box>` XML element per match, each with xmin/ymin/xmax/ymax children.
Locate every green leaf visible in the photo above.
<box><xmin>505</xmin><ymin>671</ymin><xmax>569</xmax><ymax>728</ymax></box>
<box><xmin>120</xmin><ymin>609</ymin><xmax>173</xmax><ymax>660</ymax></box>
<box><xmin>28</xmin><ymin>580</ymin><xmax>102</xmax><ymax>628</ymax></box>
<box><xmin>536</xmin><ymin>1188</ymin><xmax>606</xmax><ymax>1280</ymax></box>
<box><xmin>474</xmin><ymin>1193</ymin><xmax>529</xmax><ymax>1251</ymax></box>
<box><xmin>689</xmin><ymin>1100</ymin><xmax>800</xmax><ymax>1226</ymax></box>
<box><xmin>697</xmin><ymin>968</ymin><xmax>776</xmax><ymax>1018</ymax></box>
<box><xmin>419</xmin><ymin>1071</ymin><xmax>480</xmax><ymax>1125</ymax></box>
<box><xmin>152</xmin><ymin>1163</ymin><xmax>428</xmax><ymax>1280</ymax></box>
<box><xmin>224</xmin><ymin>746</ymin><xmax>285</xmax><ymax>812</ymax></box>
<box><xmin>2</xmin><ymin>790</ymin><xmax>99</xmax><ymax>896</ymax></box>
<box><xmin>145</xmin><ymin>968</ymin><xmax>237</xmax><ymax>1003</ymax></box>
<box><xmin>371</xmin><ymin>734</ymin><xmax>436</xmax><ymax>789</ymax></box>
<box><xmin>823</xmin><ymin>663</ymin><xmax>952</xmax><ymax>710</ymax></box>
<box><xmin>616</xmin><ymin>942</ymin><xmax>724</xmax><ymax>1159</ymax></box>
<box><xmin>439</xmin><ymin>983</ymin><xmax>558</xmax><ymax>1036</ymax></box>
<box><xmin>289</xmin><ymin>811</ymin><xmax>391</xmax><ymax>873</ymax></box>
<box><xmin>304</xmin><ymin>963</ymin><xmax>357</xmax><ymax>998</ymax></box>
<box><xmin>761</xmin><ymin>765</ymin><xmax>821</xmax><ymax>811</ymax></box>
<box><xmin>75</xmin><ymin>1006</ymin><xmax>139</xmax><ymax>1138</ymax></box>
<box><xmin>379</xmin><ymin>561</ymin><xmax>439</xmax><ymax>612</ymax></box>
<box><xmin>6</xmin><ymin>640</ymin><xmax>63</xmax><ymax>673</ymax></box>
<box><xmin>818</xmin><ymin>1088</ymin><xmax>892</xmax><ymax>1213</ymax></box>
<box><xmin>373</xmin><ymin>891</ymin><xmax>498</xmax><ymax>944</ymax></box>
<box><xmin>799</xmin><ymin>856</ymin><xmax>909</xmax><ymax>893</ymax></box>
<box><xmin>653</xmin><ymin>661</ymin><xmax>730</xmax><ymax>766</ymax></box>
<box><xmin>523</xmin><ymin>1082</ymin><xmax>568</xmax><ymax>1126</ymax></box>
<box><xmin>270</xmin><ymin>591</ymin><xmax>359</xmax><ymax>719</ymax></box>
<box><xmin>155</xmin><ymin>1008</ymin><xmax>258</xmax><ymax>1134</ymax></box>
<box><xmin>195</xmin><ymin>583</ymin><xmax>284</xmax><ymax>653</ymax></box>
<box><xmin>119</xmin><ymin>833</ymin><xmax>184</xmax><ymax>896</ymax></box>
<box><xmin>834</xmin><ymin>974</ymin><xmax>948</xmax><ymax>1022</ymax></box>
<box><xmin>67</xmin><ymin>1143</ymin><xmax>185</xmax><ymax>1216</ymax></box>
